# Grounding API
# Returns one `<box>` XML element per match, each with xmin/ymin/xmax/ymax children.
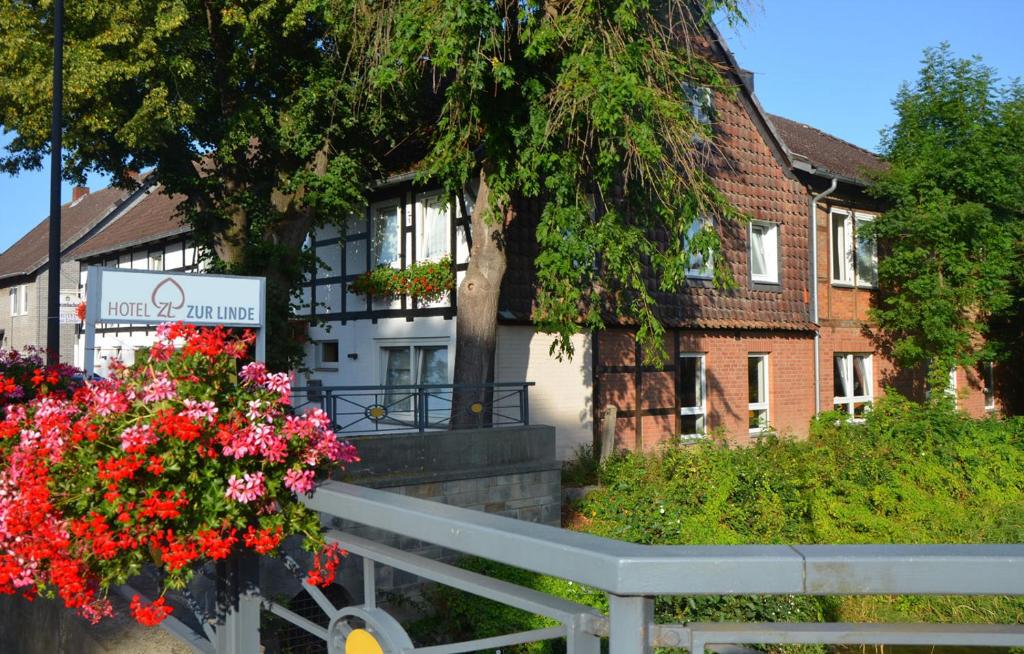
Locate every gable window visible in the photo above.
<box><xmin>748</xmin><ymin>354</ymin><xmax>769</xmax><ymax>433</ymax></box>
<box><xmin>830</xmin><ymin>210</ymin><xmax>877</xmax><ymax>287</ymax></box>
<box><xmin>834</xmin><ymin>354</ymin><xmax>872</xmax><ymax>419</ymax></box>
<box><xmin>417</xmin><ymin>195</ymin><xmax>451</xmax><ymax>262</ymax></box>
<box><xmin>683</xmin><ymin>82</ymin><xmax>713</xmax><ymax>126</ymax></box>
<box><xmin>16</xmin><ymin>285</ymin><xmax>28</xmax><ymax>316</ymax></box>
<box><xmin>679</xmin><ymin>354</ymin><xmax>706</xmax><ymax>439</ymax></box>
<box><xmin>8</xmin><ymin>288</ymin><xmax>16</xmax><ymax>316</ymax></box>
<box><xmin>981</xmin><ymin>361</ymin><xmax>996</xmax><ymax>412</ymax></box>
<box><xmin>749</xmin><ymin>221</ymin><xmax>779</xmax><ymax>284</ymax></box>
<box><xmin>684</xmin><ymin>217</ymin><xmax>713</xmax><ymax>279</ymax></box>
<box><xmin>371</xmin><ymin>204</ymin><xmax>402</xmax><ymax>268</ymax></box>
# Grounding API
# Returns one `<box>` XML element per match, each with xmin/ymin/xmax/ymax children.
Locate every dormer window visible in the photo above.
<box><xmin>749</xmin><ymin>221</ymin><xmax>779</xmax><ymax>284</ymax></box>
<box><xmin>684</xmin><ymin>217</ymin><xmax>713</xmax><ymax>279</ymax></box>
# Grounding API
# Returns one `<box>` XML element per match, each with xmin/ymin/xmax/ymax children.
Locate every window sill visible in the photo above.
<box><xmin>830</xmin><ymin>281</ymin><xmax>878</xmax><ymax>290</ymax></box>
<box><xmin>750</xmin><ymin>280</ymin><xmax>782</xmax><ymax>293</ymax></box>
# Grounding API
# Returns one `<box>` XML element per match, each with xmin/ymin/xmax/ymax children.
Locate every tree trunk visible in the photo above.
<box><xmin>450</xmin><ymin>170</ymin><xmax>509</xmax><ymax>429</ymax></box>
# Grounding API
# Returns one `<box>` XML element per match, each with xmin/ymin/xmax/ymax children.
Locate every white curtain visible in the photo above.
<box><xmin>834</xmin><ymin>356</ymin><xmax>850</xmax><ymax>399</ymax></box>
<box><xmin>852</xmin><ymin>356</ymin><xmax>868</xmax><ymax>397</ymax></box>
<box><xmin>418</xmin><ymin>198</ymin><xmax>450</xmax><ymax>261</ymax></box>
<box><xmin>750</xmin><ymin>226</ymin><xmax>768</xmax><ymax>277</ymax></box>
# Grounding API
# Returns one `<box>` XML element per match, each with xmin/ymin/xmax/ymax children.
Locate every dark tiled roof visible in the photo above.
<box><xmin>768</xmin><ymin>114</ymin><xmax>887</xmax><ymax>184</ymax></box>
<box><xmin>67</xmin><ymin>188</ymin><xmax>189</xmax><ymax>260</ymax></box>
<box><xmin>0</xmin><ymin>186</ymin><xmax>131</xmax><ymax>281</ymax></box>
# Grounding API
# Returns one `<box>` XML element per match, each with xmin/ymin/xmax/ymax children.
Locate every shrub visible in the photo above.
<box><xmin>0</xmin><ymin>347</ymin><xmax>80</xmax><ymax>407</ymax></box>
<box><xmin>426</xmin><ymin>394</ymin><xmax>1024</xmax><ymax>652</ymax></box>
<box><xmin>0</xmin><ymin>323</ymin><xmax>358</xmax><ymax>625</ymax></box>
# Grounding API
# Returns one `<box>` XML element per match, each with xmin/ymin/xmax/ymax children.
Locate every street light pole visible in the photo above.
<box><xmin>46</xmin><ymin>0</ymin><xmax>64</xmax><ymax>365</ymax></box>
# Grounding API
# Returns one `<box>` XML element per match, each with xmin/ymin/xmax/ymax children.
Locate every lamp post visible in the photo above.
<box><xmin>46</xmin><ymin>0</ymin><xmax>64</xmax><ymax>365</ymax></box>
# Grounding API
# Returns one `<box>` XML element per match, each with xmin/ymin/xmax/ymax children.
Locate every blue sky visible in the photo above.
<box><xmin>2</xmin><ymin>1</ymin><xmax>1022</xmax><ymax>253</ymax></box>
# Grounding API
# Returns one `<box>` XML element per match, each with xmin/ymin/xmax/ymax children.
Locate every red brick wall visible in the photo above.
<box><xmin>595</xmin><ymin>328</ymin><xmax>815</xmax><ymax>450</ymax></box>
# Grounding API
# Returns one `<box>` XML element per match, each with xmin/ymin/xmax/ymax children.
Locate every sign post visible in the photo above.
<box><xmin>84</xmin><ymin>267</ymin><xmax>266</xmax><ymax>375</ymax></box>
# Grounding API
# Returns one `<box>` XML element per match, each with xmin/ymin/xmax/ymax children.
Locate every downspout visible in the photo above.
<box><xmin>810</xmin><ymin>177</ymin><xmax>838</xmax><ymax>415</ymax></box>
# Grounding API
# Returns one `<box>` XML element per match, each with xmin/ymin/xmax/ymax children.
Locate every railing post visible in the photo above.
<box><xmin>521</xmin><ymin>383</ymin><xmax>530</xmax><ymax>426</ymax></box>
<box><xmin>608</xmin><ymin>594</ymin><xmax>652</xmax><ymax>654</ymax></box>
<box><xmin>418</xmin><ymin>386</ymin><xmax>427</xmax><ymax>433</ymax></box>
<box><xmin>215</xmin><ymin>552</ymin><xmax>261</xmax><ymax>654</ymax></box>
<box><xmin>567</xmin><ymin>618</ymin><xmax>601</xmax><ymax>654</ymax></box>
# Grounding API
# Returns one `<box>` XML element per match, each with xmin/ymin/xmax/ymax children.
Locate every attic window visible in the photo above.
<box><xmin>683</xmin><ymin>82</ymin><xmax>713</xmax><ymax>126</ymax></box>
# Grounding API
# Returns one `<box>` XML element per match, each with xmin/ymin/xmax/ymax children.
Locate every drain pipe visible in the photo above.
<box><xmin>810</xmin><ymin>177</ymin><xmax>838</xmax><ymax>414</ymax></box>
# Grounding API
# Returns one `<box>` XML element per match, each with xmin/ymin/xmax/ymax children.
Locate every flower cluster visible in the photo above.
<box><xmin>0</xmin><ymin>324</ymin><xmax>358</xmax><ymax>626</ymax></box>
<box><xmin>349</xmin><ymin>256</ymin><xmax>454</xmax><ymax>303</ymax></box>
<box><xmin>0</xmin><ymin>347</ymin><xmax>80</xmax><ymax>408</ymax></box>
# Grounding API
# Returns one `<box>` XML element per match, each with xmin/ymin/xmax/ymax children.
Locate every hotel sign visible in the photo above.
<box><xmin>84</xmin><ymin>267</ymin><xmax>266</xmax><ymax>373</ymax></box>
<box><xmin>94</xmin><ymin>269</ymin><xmax>264</xmax><ymax>326</ymax></box>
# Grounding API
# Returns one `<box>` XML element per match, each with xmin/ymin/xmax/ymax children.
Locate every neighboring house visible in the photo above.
<box><xmin>0</xmin><ymin>28</ymin><xmax>1002</xmax><ymax>457</ymax></box>
<box><xmin>65</xmin><ymin>186</ymin><xmax>199</xmax><ymax>375</ymax></box>
<box><xmin>0</xmin><ymin>184</ymin><xmax>148</xmax><ymax>362</ymax></box>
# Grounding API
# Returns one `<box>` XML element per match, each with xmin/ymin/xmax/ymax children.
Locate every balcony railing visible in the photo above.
<box><xmin>178</xmin><ymin>481</ymin><xmax>1024</xmax><ymax>654</ymax></box>
<box><xmin>290</xmin><ymin>382</ymin><xmax>534</xmax><ymax>434</ymax></box>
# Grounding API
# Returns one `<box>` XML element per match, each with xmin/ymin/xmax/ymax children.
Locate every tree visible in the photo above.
<box><xmin>0</xmin><ymin>0</ymin><xmax>388</xmax><ymax>370</ymax></box>
<box><xmin>868</xmin><ymin>44</ymin><xmax>1024</xmax><ymax>394</ymax></box>
<box><xmin>369</xmin><ymin>0</ymin><xmax>745</xmax><ymax>425</ymax></box>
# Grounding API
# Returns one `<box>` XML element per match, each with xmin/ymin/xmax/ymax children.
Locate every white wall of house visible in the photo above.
<box><xmin>496</xmin><ymin>326</ymin><xmax>593</xmax><ymax>460</ymax></box>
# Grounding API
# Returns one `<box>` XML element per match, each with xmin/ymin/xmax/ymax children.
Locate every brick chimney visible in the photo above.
<box><xmin>71</xmin><ymin>186</ymin><xmax>90</xmax><ymax>204</ymax></box>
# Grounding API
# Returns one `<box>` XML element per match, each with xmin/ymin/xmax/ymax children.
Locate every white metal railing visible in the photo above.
<box><xmin>190</xmin><ymin>481</ymin><xmax>1024</xmax><ymax>654</ymax></box>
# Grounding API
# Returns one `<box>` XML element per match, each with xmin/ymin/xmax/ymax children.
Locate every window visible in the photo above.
<box><xmin>684</xmin><ymin>217</ymin><xmax>713</xmax><ymax>279</ymax></box>
<box><xmin>749</xmin><ymin>221</ymin><xmax>779</xmax><ymax>284</ymax></box>
<box><xmin>8</xmin><ymin>288</ymin><xmax>16</xmax><ymax>316</ymax></box>
<box><xmin>381</xmin><ymin>344</ymin><xmax>449</xmax><ymax>411</ymax></box>
<box><xmin>316</xmin><ymin>340</ymin><xmax>340</xmax><ymax>369</ymax></box>
<box><xmin>830</xmin><ymin>210</ymin><xmax>877</xmax><ymax>287</ymax></box>
<box><xmin>148</xmin><ymin>250</ymin><xmax>164</xmax><ymax>271</ymax></box>
<box><xmin>679</xmin><ymin>354</ymin><xmax>706</xmax><ymax>438</ymax></box>
<box><xmin>833</xmin><ymin>354</ymin><xmax>872</xmax><ymax>418</ymax></box>
<box><xmin>748</xmin><ymin>354</ymin><xmax>769</xmax><ymax>433</ymax></box>
<box><xmin>683</xmin><ymin>82</ymin><xmax>713</xmax><ymax>125</ymax></box>
<box><xmin>417</xmin><ymin>195</ymin><xmax>451</xmax><ymax>262</ymax></box>
<box><xmin>981</xmin><ymin>361</ymin><xmax>996</xmax><ymax>412</ymax></box>
<box><xmin>18</xmin><ymin>285</ymin><xmax>27</xmax><ymax>316</ymax></box>
<box><xmin>371</xmin><ymin>204</ymin><xmax>402</xmax><ymax>268</ymax></box>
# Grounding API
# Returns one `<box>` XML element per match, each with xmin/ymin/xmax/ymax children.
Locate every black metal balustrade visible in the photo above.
<box><xmin>290</xmin><ymin>382</ymin><xmax>534</xmax><ymax>434</ymax></box>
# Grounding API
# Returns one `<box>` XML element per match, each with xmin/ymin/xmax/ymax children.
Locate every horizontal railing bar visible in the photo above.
<box><xmin>679</xmin><ymin>622</ymin><xmax>1024</xmax><ymax>648</ymax></box>
<box><xmin>326</xmin><ymin>530</ymin><xmax>606</xmax><ymax>626</ymax></box>
<box><xmin>302</xmin><ymin>482</ymin><xmax>1024</xmax><ymax>597</ymax></box>
<box><xmin>293</xmin><ymin>382</ymin><xmax>534</xmax><ymax>391</ymax></box>
<box><xmin>262</xmin><ymin>600</ymin><xmax>330</xmax><ymax>642</ymax></box>
<box><xmin>408</xmin><ymin>626</ymin><xmax>567</xmax><ymax>654</ymax></box>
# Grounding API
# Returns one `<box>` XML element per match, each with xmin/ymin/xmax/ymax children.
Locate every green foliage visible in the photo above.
<box><xmin>0</xmin><ymin>0</ymin><xmax>389</xmax><ymax>371</ymax></box>
<box><xmin>349</xmin><ymin>256</ymin><xmax>454</xmax><ymax>303</ymax></box>
<box><xmin>868</xmin><ymin>44</ymin><xmax>1024</xmax><ymax>391</ymax></box>
<box><xmin>372</xmin><ymin>0</ymin><xmax>746</xmax><ymax>365</ymax></box>
<box><xmin>561</xmin><ymin>443</ymin><xmax>601</xmax><ymax>488</ymax></box>
<box><xmin>424</xmin><ymin>395</ymin><xmax>1024</xmax><ymax>652</ymax></box>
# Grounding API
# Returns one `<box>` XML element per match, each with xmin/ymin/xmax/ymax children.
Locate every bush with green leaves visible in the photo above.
<box><xmin>418</xmin><ymin>394</ymin><xmax>1024</xmax><ymax>652</ymax></box>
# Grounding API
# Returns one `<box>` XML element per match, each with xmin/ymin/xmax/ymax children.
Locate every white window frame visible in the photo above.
<box><xmin>378</xmin><ymin>338</ymin><xmax>451</xmax><ymax>417</ymax></box>
<box><xmin>416</xmin><ymin>193</ymin><xmax>452</xmax><ymax>262</ymax></box>
<box><xmin>148</xmin><ymin>249</ymin><xmax>164</xmax><ymax>271</ymax></box>
<box><xmin>748</xmin><ymin>354</ymin><xmax>769</xmax><ymax>434</ymax></box>
<box><xmin>749</xmin><ymin>221</ymin><xmax>779</xmax><ymax>284</ymax></box>
<box><xmin>833</xmin><ymin>353</ymin><xmax>873</xmax><ymax>419</ymax></box>
<box><xmin>8</xmin><ymin>288</ymin><xmax>16</xmax><ymax>316</ymax></box>
<box><xmin>679</xmin><ymin>353</ymin><xmax>707</xmax><ymax>439</ymax></box>
<box><xmin>19</xmin><ymin>285</ymin><xmax>28</xmax><ymax>316</ymax></box>
<box><xmin>315</xmin><ymin>340</ymin><xmax>340</xmax><ymax>370</ymax></box>
<box><xmin>684</xmin><ymin>216</ymin><xmax>714</xmax><ymax>279</ymax></box>
<box><xmin>370</xmin><ymin>201</ymin><xmax>403</xmax><ymax>269</ymax></box>
<box><xmin>830</xmin><ymin>209</ymin><xmax>877</xmax><ymax>288</ymax></box>
<box><xmin>682</xmin><ymin>82</ymin><xmax>713</xmax><ymax>125</ymax></box>
<box><xmin>981</xmin><ymin>361</ymin><xmax>996</xmax><ymax>412</ymax></box>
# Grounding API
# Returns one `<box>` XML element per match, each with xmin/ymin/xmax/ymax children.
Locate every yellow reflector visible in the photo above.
<box><xmin>346</xmin><ymin>628</ymin><xmax>384</xmax><ymax>654</ymax></box>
